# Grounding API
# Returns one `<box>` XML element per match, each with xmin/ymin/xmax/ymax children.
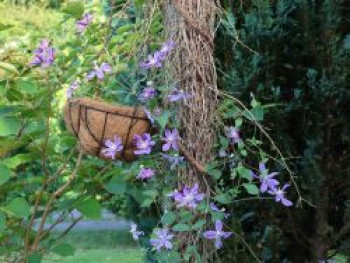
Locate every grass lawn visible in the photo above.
<box><xmin>43</xmin><ymin>248</ymin><xmax>144</xmax><ymax>263</ymax></box>
<box><xmin>41</xmin><ymin>230</ymin><xmax>145</xmax><ymax>263</ymax></box>
<box><xmin>0</xmin><ymin>2</ymin><xmax>62</xmax><ymax>39</ymax></box>
<box><xmin>56</xmin><ymin>230</ymin><xmax>137</xmax><ymax>249</ymax></box>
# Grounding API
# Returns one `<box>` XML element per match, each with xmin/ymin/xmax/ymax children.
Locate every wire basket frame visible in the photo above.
<box><xmin>63</xmin><ymin>98</ymin><xmax>151</xmax><ymax>161</ymax></box>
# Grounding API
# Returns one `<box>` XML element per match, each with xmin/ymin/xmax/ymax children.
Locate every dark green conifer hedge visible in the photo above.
<box><xmin>216</xmin><ymin>1</ymin><xmax>350</xmax><ymax>261</ymax></box>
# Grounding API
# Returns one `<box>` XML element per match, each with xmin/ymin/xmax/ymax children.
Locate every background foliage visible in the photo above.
<box><xmin>0</xmin><ymin>0</ymin><xmax>349</xmax><ymax>262</ymax></box>
<box><xmin>216</xmin><ymin>0</ymin><xmax>350</xmax><ymax>262</ymax></box>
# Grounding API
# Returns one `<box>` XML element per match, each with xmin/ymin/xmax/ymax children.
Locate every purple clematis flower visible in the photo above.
<box><xmin>66</xmin><ymin>80</ymin><xmax>80</xmax><ymax>99</ymax></box>
<box><xmin>139</xmin><ymin>87</ymin><xmax>156</xmax><ymax>101</ymax></box>
<box><xmin>252</xmin><ymin>162</ymin><xmax>280</xmax><ymax>193</ymax></box>
<box><xmin>268</xmin><ymin>184</ymin><xmax>293</xmax><ymax>207</ymax></box>
<box><xmin>167</xmin><ymin>87</ymin><xmax>193</xmax><ymax>102</ymax></box>
<box><xmin>130</xmin><ymin>223</ymin><xmax>144</xmax><ymax>241</ymax></box>
<box><xmin>150</xmin><ymin>228</ymin><xmax>174</xmax><ymax>251</ymax></box>
<box><xmin>203</xmin><ymin>220</ymin><xmax>232</xmax><ymax>249</ymax></box>
<box><xmin>162</xmin><ymin>129</ymin><xmax>179</xmax><ymax>152</ymax></box>
<box><xmin>29</xmin><ymin>39</ymin><xmax>55</xmax><ymax>68</ymax></box>
<box><xmin>161</xmin><ymin>153</ymin><xmax>184</xmax><ymax>170</ymax></box>
<box><xmin>226</xmin><ymin>126</ymin><xmax>240</xmax><ymax>144</ymax></box>
<box><xmin>77</xmin><ymin>13</ymin><xmax>93</xmax><ymax>33</ymax></box>
<box><xmin>139</xmin><ymin>52</ymin><xmax>163</xmax><ymax>69</ymax></box>
<box><xmin>159</xmin><ymin>40</ymin><xmax>175</xmax><ymax>57</ymax></box>
<box><xmin>137</xmin><ymin>167</ymin><xmax>155</xmax><ymax>180</ymax></box>
<box><xmin>143</xmin><ymin>108</ymin><xmax>161</xmax><ymax>125</ymax></box>
<box><xmin>139</xmin><ymin>40</ymin><xmax>175</xmax><ymax>69</ymax></box>
<box><xmin>133</xmin><ymin>133</ymin><xmax>155</xmax><ymax>155</ymax></box>
<box><xmin>101</xmin><ymin>135</ymin><xmax>123</xmax><ymax>160</ymax></box>
<box><xmin>86</xmin><ymin>62</ymin><xmax>112</xmax><ymax>80</ymax></box>
<box><xmin>170</xmin><ymin>183</ymin><xmax>205</xmax><ymax>209</ymax></box>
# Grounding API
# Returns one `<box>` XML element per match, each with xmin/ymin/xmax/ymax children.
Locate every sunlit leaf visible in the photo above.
<box><xmin>76</xmin><ymin>198</ymin><xmax>101</xmax><ymax>220</ymax></box>
<box><xmin>62</xmin><ymin>1</ymin><xmax>84</xmax><ymax>18</ymax></box>
<box><xmin>2</xmin><ymin>154</ymin><xmax>34</xmax><ymax>169</ymax></box>
<box><xmin>0</xmin><ymin>62</ymin><xmax>19</xmax><ymax>75</ymax></box>
<box><xmin>0</xmin><ymin>117</ymin><xmax>20</xmax><ymax>136</ymax></box>
<box><xmin>0</xmin><ymin>163</ymin><xmax>12</xmax><ymax>186</ymax></box>
<box><xmin>5</xmin><ymin>197</ymin><xmax>31</xmax><ymax>218</ymax></box>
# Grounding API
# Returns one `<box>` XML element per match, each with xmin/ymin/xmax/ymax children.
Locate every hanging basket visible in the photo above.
<box><xmin>63</xmin><ymin>98</ymin><xmax>151</xmax><ymax>161</ymax></box>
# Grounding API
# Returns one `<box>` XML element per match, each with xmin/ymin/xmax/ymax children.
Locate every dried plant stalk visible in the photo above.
<box><xmin>162</xmin><ymin>0</ymin><xmax>219</xmax><ymax>260</ymax></box>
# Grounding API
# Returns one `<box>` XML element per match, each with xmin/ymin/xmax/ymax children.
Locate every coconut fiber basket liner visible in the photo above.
<box><xmin>63</xmin><ymin>98</ymin><xmax>151</xmax><ymax>161</ymax></box>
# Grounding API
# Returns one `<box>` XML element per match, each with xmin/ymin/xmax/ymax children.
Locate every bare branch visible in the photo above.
<box><xmin>32</xmin><ymin>152</ymin><xmax>83</xmax><ymax>249</ymax></box>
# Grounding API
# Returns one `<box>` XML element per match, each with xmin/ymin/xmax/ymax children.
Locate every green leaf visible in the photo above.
<box><xmin>140</xmin><ymin>199</ymin><xmax>154</xmax><ymax>208</ymax></box>
<box><xmin>219</xmin><ymin>135</ymin><xmax>229</xmax><ymax>148</ymax></box>
<box><xmin>5</xmin><ymin>197</ymin><xmax>31</xmax><ymax>218</ymax></box>
<box><xmin>52</xmin><ymin>243</ymin><xmax>76</xmax><ymax>257</ymax></box>
<box><xmin>196</xmin><ymin>201</ymin><xmax>208</xmax><ymax>212</ymax></box>
<box><xmin>76</xmin><ymin>198</ymin><xmax>101</xmax><ymax>220</ymax></box>
<box><xmin>173</xmin><ymin>223</ymin><xmax>190</xmax><ymax>232</ymax></box>
<box><xmin>114</xmin><ymin>63</ymin><xmax>128</xmax><ymax>74</ymax></box>
<box><xmin>104</xmin><ymin>175</ymin><xmax>126</xmax><ymax>195</ymax></box>
<box><xmin>243</xmin><ymin>104</ymin><xmax>265</xmax><ymax>122</ymax></box>
<box><xmin>0</xmin><ymin>105</ymin><xmax>21</xmax><ymax>118</ymax></box>
<box><xmin>16</xmin><ymin>79</ymin><xmax>37</xmax><ymax>95</ymax></box>
<box><xmin>180</xmin><ymin>211</ymin><xmax>193</xmax><ymax>223</ymax></box>
<box><xmin>237</xmin><ymin>166</ymin><xmax>253</xmax><ymax>181</ymax></box>
<box><xmin>0</xmin><ymin>117</ymin><xmax>20</xmax><ymax>136</ymax></box>
<box><xmin>240</xmin><ymin>149</ymin><xmax>247</xmax><ymax>157</ymax></box>
<box><xmin>129</xmin><ymin>186</ymin><xmax>144</xmax><ymax>203</ymax></box>
<box><xmin>205</xmin><ymin>163</ymin><xmax>222</xmax><ymax>180</ymax></box>
<box><xmin>116</xmin><ymin>24</ymin><xmax>134</xmax><ymax>35</ymax></box>
<box><xmin>251</xmin><ymin>106</ymin><xmax>264</xmax><ymax>121</ymax></box>
<box><xmin>235</xmin><ymin>117</ymin><xmax>243</xmax><ymax>127</ymax></box>
<box><xmin>0</xmin><ymin>163</ymin><xmax>12</xmax><ymax>186</ymax></box>
<box><xmin>243</xmin><ymin>183</ymin><xmax>260</xmax><ymax>195</ymax></box>
<box><xmin>143</xmin><ymin>189</ymin><xmax>158</xmax><ymax>198</ymax></box>
<box><xmin>2</xmin><ymin>154</ymin><xmax>34</xmax><ymax>169</ymax></box>
<box><xmin>0</xmin><ymin>62</ymin><xmax>19</xmax><ymax>75</ymax></box>
<box><xmin>209</xmin><ymin>169</ymin><xmax>222</xmax><ymax>180</ymax></box>
<box><xmin>214</xmin><ymin>193</ymin><xmax>231</xmax><ymax>204</ymax></box>
<box><xmin>0</xmin><ymin>212</ymin><xmax>6</xmax><ymax>232</ymax></box>
<box><xmin>161</xmin><ymin>211</ymin><xmax>176</xmax><ymax>225</ymax></box>
<box><xmin>62</xmin><ymin>1</ymin><xmax>84</xmax><ymax>18</ymax></box>
<box><xmin>192</xmin><ymin>219</ymin><xmax>206</xmax><ymax>229</ymax></box>
<box><xmin>28</xmin><ymin>253</ymin><xmax>42</xmax><ymax>263</ymax></box>
<box><xmin>134</xmin><ymin>0</ymin><xmax>146</xmax><ymax>9</ymax></box>
<box><xmin>155</xmin><ymin>111</ymin><xmax>170</xmax><ymax>129</ymax></box>
<box><xmin>211</xmin><ymin>211</ymin><xmax>225</xmax><ymax>221</ymax></box>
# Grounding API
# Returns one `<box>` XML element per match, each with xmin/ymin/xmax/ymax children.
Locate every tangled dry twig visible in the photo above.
<box><xmin>162</xmin><ymin>0</ymin><xmax>220</xmax><ymax>260</ymax></box>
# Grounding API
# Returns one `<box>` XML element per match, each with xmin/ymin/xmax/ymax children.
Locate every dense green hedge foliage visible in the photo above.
<box><xmin>217</xmin><ymin>0</ymin><xmax>350</xmax><ymax>261</ymax></box>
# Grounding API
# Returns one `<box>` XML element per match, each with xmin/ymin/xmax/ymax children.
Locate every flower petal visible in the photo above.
<box><xmin>215</xmin><ymin>220</ymin><xmax>223</xmax><ymax>231</ymax></box>
<box><xmin>203</xmin><ymin>231</ymin><xmax>216</xmax><ymax>239</ymax></box>
<box><xmin>214</xmin><ymin>238</ymin><xmax>223</xmax><ymax>249</ymax></box>
<box><xmin>281</xmin><ymin>197</ymin><xmax>293</xmax><ymax>207</ymax></box>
